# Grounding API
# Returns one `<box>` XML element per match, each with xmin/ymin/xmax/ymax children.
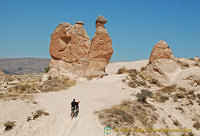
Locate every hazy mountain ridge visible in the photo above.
<box><xmin>0</xmin><ymin>58</ymin><xmax>50</xmax><ymax>74</ymax></box>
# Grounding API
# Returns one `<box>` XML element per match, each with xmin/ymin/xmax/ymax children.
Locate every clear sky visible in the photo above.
<box><xmin>0</xmin><ymin>0</ymin><xmax>199</xmax><ymax>61</ymax></box>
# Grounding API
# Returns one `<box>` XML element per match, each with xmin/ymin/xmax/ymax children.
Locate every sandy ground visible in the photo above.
<box><xmin>0</xmin><ymin>60</ymin><xmax>147</xmax><ymax>136</ymax></box>
<box><xmin>1</xmin><ymin>59</ymin><xmax>199</xmax><ymax>136</ymax></box>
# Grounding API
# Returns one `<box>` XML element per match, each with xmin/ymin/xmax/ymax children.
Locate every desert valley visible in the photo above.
<box><xmin>0</xmin><ymin>14</ymin><xmax>200</xmax><ymax>136</ymax></box>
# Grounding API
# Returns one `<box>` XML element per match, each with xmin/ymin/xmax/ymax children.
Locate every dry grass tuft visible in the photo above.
<box><xmin>173</xmin><ymin>120</ymin><xmax>180</xmax><ymax>127</ymax></box>
<box><xmin>4</xmin><ymin>121</ymin><xmax>16</xmax><ymax>131</ymax></box>
<box><xmin>193</xmin><ymin>121</ymin><xmax>200</xmax><ymax>130</ymax></box>
<box><xmin>97</xmin><ymin>100</ymin><xmax>158</xmax><ymax>132</ymax></box>
<box><xmin>31</xmin><ymin>110</ymin><xmax>50</xmax><ymax>120</ymax></box>
<box><xmin>39</xmin><ymin>77</ymin><xmax>76</xmax><ymax>92</ymax></box>
<box><xmin>117</xmin><ymin>66</ymin><xmax>128</xmax><ymax>74</ymax></box>
<box><xmin>160</xmin><ymin>85</ymin><xmax>177</xmax><ymax>93</ymax></box>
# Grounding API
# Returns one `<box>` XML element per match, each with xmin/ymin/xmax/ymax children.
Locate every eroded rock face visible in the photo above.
<box><xmin>145</xmin><ymin>40</ymin><xmax>180</xmax><ymax>85</ymax></box>
<box><xmin>87</xmin><ymin>16</ymin><xmax>113</xmax><ymax>76</ymax></box>
<box><xmin>145</xmin><ymin>59</ymin><xmax>181</xmax><ymax>84</ymax></box>
<box><xmin>49</xmin><ymin>16</ymin><xmax>113</xmax><ymax>78</ymax></box>
<box><xmin>149</xmin><ymin>40</ymin><xmax>175</xmax><ymax>64</ymax></box>
<box><xmin>49</xmin><ymin>22</ymin><xmax>90</xmax><ymax>62</ymax></box>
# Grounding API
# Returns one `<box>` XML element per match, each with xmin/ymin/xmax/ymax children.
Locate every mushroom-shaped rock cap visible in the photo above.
<box><xmin>96</xmin><ymin>15</ymin><xmax>107</xmax><ymax>24</ymax></box>
<box><xmin>76</xmin><ymin>21</ymin><xmax>84</xmax><ymax>25</ymax></box>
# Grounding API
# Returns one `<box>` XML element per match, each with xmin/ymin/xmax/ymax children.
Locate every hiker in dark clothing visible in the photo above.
<box><xmin>71</xmin><ymin>99</ymin><xmax>76</xmax><ymax>115</ymax></box>
<box><xmin>75</xmin><ymin>101</ymin><xmax>80</xmax><ymax>116</ymax></box>
<box><xmin>71</xmin><ymin>99</ymin><xmax>80</xmax><ymax>118</ymax></box>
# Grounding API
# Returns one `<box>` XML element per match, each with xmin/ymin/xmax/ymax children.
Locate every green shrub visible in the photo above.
<box><xmin>136</xmin><ymin>89</ymin><xmax>153</xmax><ymax>102</ymax></box>
<box><xmin>45</xmin><ymin>66</ymin><xmax>50</xmax><ymax>73</ymax></box>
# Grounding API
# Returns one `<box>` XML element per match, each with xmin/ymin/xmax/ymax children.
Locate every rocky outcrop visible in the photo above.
<box><xmin>49</xmin><ymin>22</ymin><xmax>90</xmax><ymax>62</ymax></box>
<box><xmin>49</xmin><ymin>16</ymin><xmax>113</xmax><ymax>78</ymax></box>
<box><xmin>145</xmin><ymin>40</ymin><xmax>180</xmax><ymax>84</ymax></box>
<box><xmin>0</xmin><ymin>71</ymin><xmax>19</xmax><ymax>90</ymax></box>
<box><xmin>87</xmin><ymin>16</ymin><xmax>113</xmax><ymax>76</ymax></box>
<box><xmin>194</xmin><ymin>56</ymin><xmax>199</xmax><ymax>62</ymax></box>
<box><xmin>145</xmin><ymin>59</ymin><xmax>181</xmax><ymax>84</ymax></box>
<box><xmin>149</xmin><ymin>40</ymin><xmax>175</xmax><ymax>64</ymax></box>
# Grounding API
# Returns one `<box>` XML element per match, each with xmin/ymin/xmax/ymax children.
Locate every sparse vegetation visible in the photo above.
<box><xmin>39</xmin><ymin>77</ymin><xmax>76</xmax><ymax>92</ymax></box>
<box><xmin>117</xmin><ymin>66</ymin><xmax>128</xmax><ymax>74</ymax></box>
<box><xmin>45</xmin><ymin>66</ymin><xmax>50</xmax><ymax>73</ymax></box>
<box><xmin>128</xmin><ymin>81</ymin><xmax>136</xmax><ymax>88</ymax></box>
<box><xmin>159</xmin><ymin>95</ymin><xmax>169</xmax><ymax>103</ymax></box>
<box><xmin>173</xmin><ymin>120</ymin><xmax>180</xmax><ymax>126</ymax></box>
<box><xmin>2</xmin><ymin>75</ymin><xmax>76</xmax><ymax>100</ymax></box>
<box><xmin>175</xmin><ymin>107</ymin><xmax>184</xmax><ymax>113</ymax></box>
<box><xmin>127</xmin><ymin>69</ymin><xmax>138</xmax><ymax>75</ymax></box>
<box><xmin>122</xmin><ymin>79</ymin><xmax>126</xmax><ymax>82</ymax></box>
<box><xmin>174</xmin><ymin>92</ymin><xmax>184</xmax><ymax>99</ymax></box>
<box><xmin>193</xmin><ymin>121</ymin><xmax>200</xmax><ymax>130</ymax></box>
<box><xmin>152</xmin><ymin>91</ymin><xmax>170</xmax><ymax>103</ymax></box>
<box><xmin>181</xmin><ymin>132</ymin><xmax>195</xmax><ymax>136</ymax></box>
<box><xmin>136</xmin><ymin>89</ymin><xmax>153</xmax><ymax>102</ymax></box>
<box><xmin>161</xmin><ymin>85</ymin><xmax>177</xmax><ymax>93</ymax></box>
<box><xmin>147</xmin><ymin>78</ymin><xmax>163</xmax><ymax>87</ymax></box>
<box><xmin>32</xmin><ymin>110</ymin><xmax>49</xmax><ymax>120</ymax></box>
<box><xmin>97</xmin><ymin>100</ymin><xmax>158</xmax><ymax>132</ymax></box>
<box><xmin>4</xmin><ymin>121</ymin><xmax>16</xmax><ymax>131</ymax></box>
<box><xmin>27</xmin><ymin>116</ymin><xmax>32</xmax><ymax>122</ymax></box>
<box><xmin>140</xmin><ymin>66</ymin><xmax>147</xmax><ymax>72</ymax></box>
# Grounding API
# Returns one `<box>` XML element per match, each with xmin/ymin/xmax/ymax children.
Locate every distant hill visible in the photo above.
<box><xmin>0</xmin><ymin>58</ymin><xmax>50</xmax><ymax>74</ymax></box>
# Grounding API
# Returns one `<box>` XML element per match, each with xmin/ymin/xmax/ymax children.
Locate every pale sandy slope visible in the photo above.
<box><xmin>0</xmin><ymin>60</ymin><xmax>148</xmax><ymax>136</ymax></box>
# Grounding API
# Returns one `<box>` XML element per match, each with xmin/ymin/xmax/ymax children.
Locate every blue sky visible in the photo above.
<box><xmin>0</xmin><ymin>0</ymin><xmax>199</xmax><ymax>61</ymax></box>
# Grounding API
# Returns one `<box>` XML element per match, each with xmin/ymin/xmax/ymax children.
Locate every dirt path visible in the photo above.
<box><xmin>34</xmin><ymin>74</ymin><xmax>133</xmax><ymax>136</ymax></box>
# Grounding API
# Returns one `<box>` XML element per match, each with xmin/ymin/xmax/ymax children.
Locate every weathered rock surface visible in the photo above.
<box><xmin>0</xmin><ymin>71</ymin><xmax>18</xmax><ymax>90</ymax></box>
<box><xmin>145</xmin><ymin>41</ymin><xmax>200</xmax><ymax>88</ymax></box>
<box><xmin>87</xmin><ymin>16</ymin><xmax>113</xmax><ymax>76</ymax></box>
<box><xmin>49</xmin><ymin>16</ymin><xmax>113</xmax><ymax>78</ymax></box>
<box><xmin>149</xmin><ymin>40</ymin><xmax>175</xmax><ymax>64</ymax></box>
<box><xmin>49</xmin><ymin>22</ymin><xmax>90</xmax><ymax>62</ymax></box>
<box><xmin>144</xmin><ymin>40</ymin><xmax>180</xmax><ymax>84</ymax></box>
<box><xmin>146</xmin><ymin>59</ymin><xmax>181</xmax><ymax>84</ymax></box>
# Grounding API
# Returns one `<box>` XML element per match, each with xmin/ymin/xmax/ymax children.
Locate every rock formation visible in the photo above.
<box><xmin>194</xmin><ymin>56</ymin><xmax>199</xmax><ymax>62</ymax></box>
<box><xmin>149</xmin><ymin>40</ymin><xmax>175</xmax><ymax>64</ymax></box>
<box><xmin>0</xmin><ymin>71</ymin><xmax>19</xmax><ymax>90</ymax></box>
<box><xmin>145</xmin><ymin>40</ymin><xmax>180</xmax><ymax>84</ymax></box>
<box><xmin>48</xmin><ymin>16</ymin><xmax>113</xmax><ymax>78</ymax></box>
<box><xmin>87</xmin><ymin>16</ymin><xmax>113</xmax><ymax>76</ymax></box>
